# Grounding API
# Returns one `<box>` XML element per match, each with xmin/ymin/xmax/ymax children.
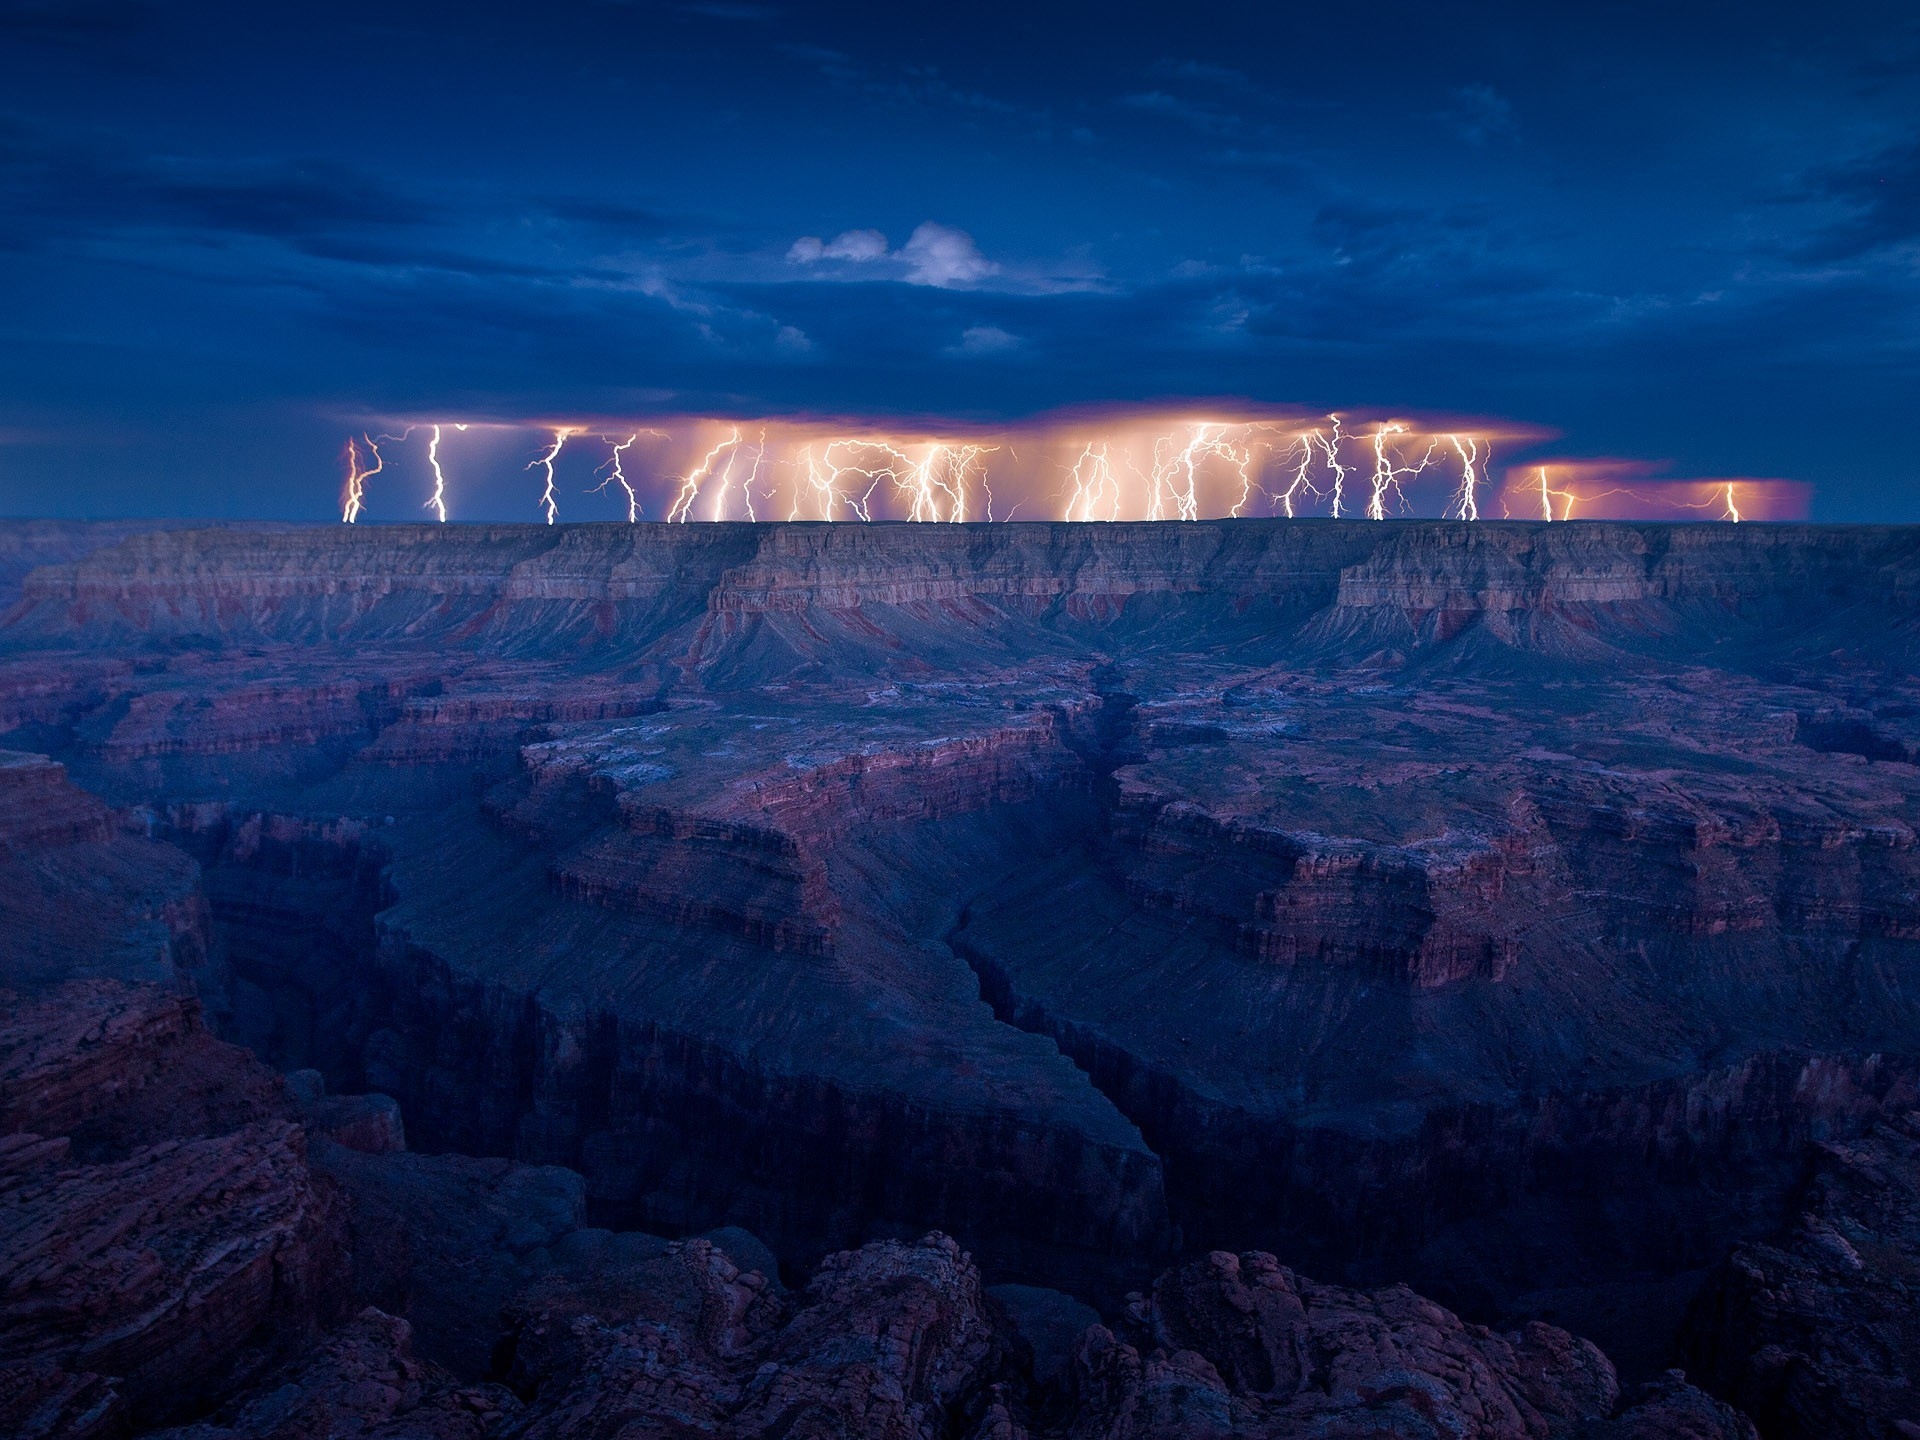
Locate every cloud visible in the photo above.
<box><xmin>1796</xmin><ymin>138</ymin><xmax>1920</xmax><ymax>262</ymax></box>
<box><xmin>900</xmin><ymin>221</ymin><xmax>995</xmax><ymax>286</ymax></box>
<box><xmin>786</xmin><ymin>227</ymin><xmax>889</xmax><ymax>263</ymax></box>
<box><xmin>1120</xmin><ymin>90</ymin><xmax>1240</xmax><ymax>135</ymax></box>
<box><xmin>0</xmin><ymin>120</ymin><xmax>432</xmax><ymax>251</ymax></box>
<box><xmin>1448</xmin><ymin>84</ymin><xmax>1515</xmax><ymax>146</ymax></box>
<box><xmin>776</xmin><ymin>40</ymin><xmax>861</xmax><ymax>83</ymax></box>
<box><xmin>143</xmin><ymin>158</ymin><xmax>429</xmax><ymax>237</ymax></box>
<box><xmin>786</xmin><ymin>221</ymin><xmax>996</xmax><ymax>288</ymax></box>
<box><xmin>540</xmin><ymin>196</ymin><xmax>682</xmax><ymax>236</ymax></box>
<box><xmin>947</xmin><ymin>324</ymin><xmax>1023</xmax><ymax>356</ymax></box>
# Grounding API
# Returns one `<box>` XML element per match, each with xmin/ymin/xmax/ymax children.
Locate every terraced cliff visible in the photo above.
<box><xmin>3</xmin><ymin>518</ymin><xmax>1919</xmax><ymax>1400</ymax></box>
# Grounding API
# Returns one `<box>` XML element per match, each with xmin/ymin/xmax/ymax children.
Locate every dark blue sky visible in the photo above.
<box><xmin>1</xmin><ymin>0</ymin><xmax>1916</xmax><ymax>520</ymax></box>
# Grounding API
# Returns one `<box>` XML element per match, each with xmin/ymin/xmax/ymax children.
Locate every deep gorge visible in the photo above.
<box><xmin>6</xmin><ymin>518</ymin><xmax>1920</xmax><ymax>1437</ymax></box>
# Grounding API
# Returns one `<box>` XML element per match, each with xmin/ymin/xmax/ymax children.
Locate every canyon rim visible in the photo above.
<box><xmin>0</xmin><ymin>517</ymin><xmax>1916</xmax><ymax>1438</ymax></box>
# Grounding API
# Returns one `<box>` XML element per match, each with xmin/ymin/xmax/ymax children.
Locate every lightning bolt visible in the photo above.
<box><xmin>340</xmin><ymin>433</ymin><xmax>386</xmax><ymax>524</ymax></box>
<box><xmin>320</xmin><ymin>415</ymin><xmax>1751</xmax><ymax>525</ymax></box>
<box><xmin>1148</xmin><ymin>424</ymin><xmax>1250</xmax><ymax>522</ymax></box>
<box><xmin>1065</xmin><ymin>442</ymin><xmax>1120</xmax><ymax>521</ymax></box>
<box><xmin>1270</xmin><ymin>434</ymin><xmax>1320</xmax><ymax>519</ymax></box>
<box><xmin>707</xmin><ymin>430</ymin><xmax>770</xmax><ymax>522</ymax></box>
<box><xmin>741</xmin><ymin>431</ymin><xmax>768</xmax><ymax>523</ymax></box>
<box><xmin>901</xmin><ymin>442</ymin><xmax>992</xmax><ymax>522</ymax></box>
<box><xmin>593</xmin><ymin>435</ymin><xmax>641</xmax><ymax>522</ymax></box>
<box><xmin>834</xmin><ymin>444</ymin><xmax>886</xmax><ymax>521</ymax></box>
<box><xmin>527</xmin><ymin>428</ymin><xmax>574</xmax><ymax>525</ymax></box>
<box><xmin>669</xmin><ymin>428</ymin><xmax>741</xmax><ymax>523</ymax></box>
<box><xmin>816</xmin><ymin>442</ymin><xmax>889</xmax><ymax>523</ymax></box>
<box><xmin>788</xmin><ymin>440</ymin><xmax>970</xmax><ymax>523</ymax></box>
<box><xmin>1447</xmin><ymin>435</ymin><xmax>1484</xmax><ymax>522</ymax></box>
<box><xmin>424</xmin><ymin>425</ymin><xmax>450</xmax><ymax>523</ymax></box>
<box><xmin>1367</xmin><ymin>423</ymin><xmax>1440</xmax><ymax>520</ymax></box>
<box><xmin>1519</xmin><ymin>469</ymin><xmax>1748</xmax><ymax>523</ymax></box>
<box><xmin>792</xmin><ymin>442</ymin><xmax>843</xmax><ymax>520</ymax></box>
<box><xmin>1531</xmin><ymin>465</ymin><xmax>1592</xmax><ymax>521</ymax></box>
<box><xmin>1321</xmin><ymin>416</ymin><xmax>1353</xmax><ymax>518</ymax></box>
<box><xmin>1223</xmin><ymin>431</ymin><xmax>1263</xmax><ymax>520</ymax></box>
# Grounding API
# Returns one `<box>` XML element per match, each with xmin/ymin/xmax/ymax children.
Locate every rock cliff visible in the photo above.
<box><xmin>3</xmin><ymin>518</ymin><xmax>1919</xmax><ymax>1422</ymax></box>
<box><xmin>0</xmin><ymin>975</ymin><xmax>1755</xmax><ymax>1439</ymax></box>
<box><xmin>1682</xmin><ymin>1109</ymin><xmax>1920</xmax><ymax>1438</ymax></box>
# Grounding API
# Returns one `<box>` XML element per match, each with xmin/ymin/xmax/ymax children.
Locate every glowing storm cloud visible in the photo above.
<box><xmin>336</xmin><ymin>410</ymin><xmax>1809</xmax><ymax>525</ymax></box>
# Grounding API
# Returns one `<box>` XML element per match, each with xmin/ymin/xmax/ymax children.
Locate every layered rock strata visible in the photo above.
<box><xmin>0</xmin><ymin>982</ymin><xmax>342</xmax><ymax>1428</ymax></box>
<box><xmin>0</xmin><ymin>752</ymin><xmax>211</xmax><ymax>994</ymax></box>
<box><xmin>2</xmin><ymin>519</ymin><xmax>1918</xmax><ymax>1380</ymax></box>
<box><xmin>0</xmin><ymin>975</ymin><xmax>1759</xmax><ymax>1438</ymax></box>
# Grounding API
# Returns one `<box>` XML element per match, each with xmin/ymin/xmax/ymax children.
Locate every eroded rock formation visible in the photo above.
<box><xmin>2</xmin><ymin>518</ymin><xmax>1918</xmax><ymax>1434</ymax></box>
<box><xmin>1683</xmin><ymin>1110</ymin><xmax>1920</xmax><ymax>1439</ymax></box>
<box><xmin>0</xmin><ymin>981</ymin><xmax>341</xmax><ymax>1430</ymax></box>
<box><xmin>0</xmin><ymin>976</ymin><xmax>1756</xmax><ymax>1438</ymax></box>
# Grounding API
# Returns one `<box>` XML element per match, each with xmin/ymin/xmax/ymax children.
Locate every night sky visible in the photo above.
<box><xmin>1</xmin><ymin>0</ymin><xmax>1916</xmax><ymax>520</ymax></box>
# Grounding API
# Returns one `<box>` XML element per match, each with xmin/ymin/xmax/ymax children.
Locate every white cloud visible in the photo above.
<box><xmin>787</xmin><ymin>228</ymin><xmax>890</xmax><ymax>263</ymax></box>
<box><xmin>823</xmin><ymin>227</ymin><xmax>889</xmax><ymax>261</ymax></box>
<box><xmin>786</xmin><ymin>221</ymin><xmax>997</xmax><ymax>289</ymax></box>
<box><xmin>900</xmin><ymin>221</ymin><xmax>996</xmax><ymax>287</ymax></box>
<box><xmin>948</xmin><ymin>324</ymin><xmax>1023</xmax><ymax>356</ymax></box>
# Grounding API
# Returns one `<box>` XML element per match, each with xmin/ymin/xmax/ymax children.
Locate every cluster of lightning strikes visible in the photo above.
<box><xmin>337</xmin><ymin>416</ymin><xmax>1754</xmax><ymax>524</ymax></box>
<box><xmin>667</xmin><ymin>428</ymin><xmax>779</xmax><ymax>523</ymax></box>
<box><xmin>1528</xmin><ymin>466</ymin><xmax>1741</xmax><ymax>523</ymax></box>
<box><xmin>786</xmin><ymin>437</ymin><xmax>996</xmax><ymax>522</ymax></box>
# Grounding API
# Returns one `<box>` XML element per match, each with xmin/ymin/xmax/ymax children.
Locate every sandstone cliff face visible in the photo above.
<box><xmin>0</xmin><ymin>752</ymin><xmax>212</xmax><ymax>994</ymax></box>
<box><xmin>0</xmin><ymin>981</ymin><xmax>344</xmax><ymax>1429</ymax></box>
<box><xmin>0</xmin><ymin>981</ymin><xmax>286</xmax><ymax>1149</ymax></box>
<box><xmin>147</xmin><ymin>1308</ymin><xmax>513</xmax><ymax>1440</ymax></box>
<box><xmin>7</xmin><ymin>520</ymin><xmax>1914</xmax><ymax>657</ymax></box>
<box><xmin>0</xmin><ymin>750</ymin><xmax>113</xmax><ymax>849</ymax></box>
<box><xmin>0</xmin><ymin>520</ymin><xmax>283</xmax><ymax>613</ymax></box>
<box><xmin>1683</xmin><ymin>1109</ymin><xmax>1920</xmax><ymax>1440</ymax></box>
<box><xmin>1053</xmin><ymin>1248</ymin><xmax>1756</xmax><ymax>1440</ymax></box>
<box><xmin>0</xmin><ymin>1122</ymin><xmax>341</xmax><ymax>1406</ymax></box>
<box><xmin>0</xmin><ymin>910</ymin><xmax>1783</xmax><ymax>1439</ymax></box>
<box><xmin>4</xmin><ymin>519</ymin><xmax>1920</xmax><ymax>1395</ymax></box>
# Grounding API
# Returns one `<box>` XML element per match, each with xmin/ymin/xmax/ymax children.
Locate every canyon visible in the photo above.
<box><xmin>1</xmin><ymin>517</ymin><xmax>1917</xmax><ymax>1437</ymax></box>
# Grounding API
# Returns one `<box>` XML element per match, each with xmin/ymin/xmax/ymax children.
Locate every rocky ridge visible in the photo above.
<box><xmin>2</xmin><ymin>518</ymin><xmax>1919</xmax><ymax>1432</ymax></box>
<box><xmin>0</xmin><ymin>976</ymin><xmax>1756</xmax><ymax>1439</ymax></box>
<box><xmin>1683</xmin><ymin>1110</ymin><xmax>1920</xmax><ymax>1439</ymax></box>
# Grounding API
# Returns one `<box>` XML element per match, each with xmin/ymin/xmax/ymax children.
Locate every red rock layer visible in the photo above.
<box><xmin>0</xmin><ymin>980</ymin><xmax>345</xmax><ymax>1427</ymax></box>
<box><xmin>0</xmin><ymin>1122</ymin><xmax>342</xmax><ymax>1409</ymax></box>
<box><xmin>0</xmin><ymin>981</ymin><xmax>286</xmax><ymax>1146</ymax></box>
<box><xmin>0</xmin><ymin>752</ymin><xmax>112</xmax><ymax>852</ymax></box>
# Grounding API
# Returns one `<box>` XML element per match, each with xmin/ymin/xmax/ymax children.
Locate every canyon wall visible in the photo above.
<box><xmin>4</xmin><ymin>518</ymin><xmax>1919</xmax><ymax>1390</ymax></box>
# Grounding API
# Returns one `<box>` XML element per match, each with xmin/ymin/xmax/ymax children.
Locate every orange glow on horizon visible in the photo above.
<box><xmin>1495</xmin><ymin>461</ymin><xmax>1810</xmax><ymax>523</ymax></box>
<box><xmin>334</xmin><ymin>409</ymin><xmax>1807</xmax><ymax>524</ymax></box>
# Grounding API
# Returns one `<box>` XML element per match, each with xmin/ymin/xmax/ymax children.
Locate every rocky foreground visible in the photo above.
<box><xmin>0</xmin><ymin>977</ymin><xmax>1763</xmax><ymax>1439</ymax></box>
<box><xmin>1</xmin><ymin>518</ymin><xmax>1918</xmax><ymax>1436</ymax></box>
